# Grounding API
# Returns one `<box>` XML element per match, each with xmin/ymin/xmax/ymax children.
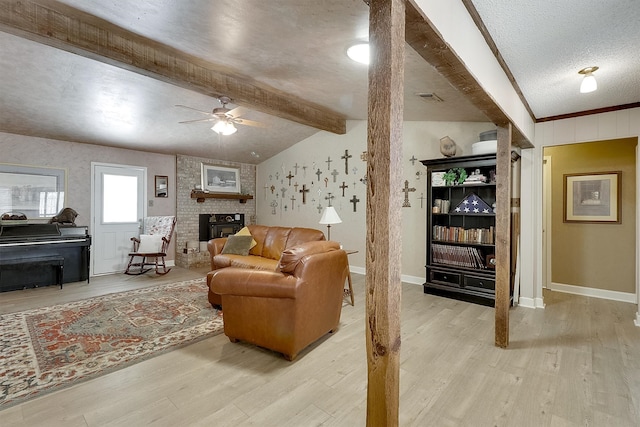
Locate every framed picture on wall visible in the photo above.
<box><xmin>0</xmin><ymin>163</ymin><xmax>66</xmax><ymax>219</ymax></box>
<box><xmin>201</xmin><ymin>164</ymin><xmax>241</xmax><ymax>194</ymax></box>
<box><xmin>155</xmin><ymin>175</ymin><xmax>168</xmax><ymax>198</ymax></box>
<box><xmin>564</xmin><ymin>171</ymin><xmax>621</xmax><ymax>223</ymax></box>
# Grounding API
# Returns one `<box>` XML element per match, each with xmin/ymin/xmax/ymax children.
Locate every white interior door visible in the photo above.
<box><xmin>92</xmin><ymin>163</ymin><xmax>146</xmax><ymax>275</ymax></box>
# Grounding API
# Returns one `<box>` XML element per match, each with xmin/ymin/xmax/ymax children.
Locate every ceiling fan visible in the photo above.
<box><xmin>175</xmin><ymin>96</ymin><xmax>265</xmax><ymax>135</ymax></box>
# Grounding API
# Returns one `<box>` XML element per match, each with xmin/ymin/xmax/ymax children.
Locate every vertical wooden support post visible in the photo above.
<box><xmin>495</xmin><ymin>124</ymin><xmax>512</xmax><ymax>348</ymax></box>
<box><xmin>366</xmin><ymin>0</ymin><xmax>405</xmax><ymax>425</ymax></box>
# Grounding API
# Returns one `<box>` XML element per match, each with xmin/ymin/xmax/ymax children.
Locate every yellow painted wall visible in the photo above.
<box><xmin>546</xmin><ymin>138</ymin><xmax>637</xmax><ymax>293</ymax></box>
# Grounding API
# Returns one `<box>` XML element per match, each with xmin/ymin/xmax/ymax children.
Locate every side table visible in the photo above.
<box><xmin>344</xmin><ymin>249</ymin><xmax>358</xmax><ymax>306</ymax></box>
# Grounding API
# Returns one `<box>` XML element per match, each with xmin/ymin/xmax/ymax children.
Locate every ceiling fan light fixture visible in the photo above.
<box><xmin>347</xmin><ymin>43</ymin><xmax>369</xmax><ymax>65</ymax></box>
<box><xmin>211</xmin><ymin>120</ymin><xmax>237</xmax><ymax>135</ymax></box>
<box><xmin>578</xmin><ymin>66</ymin><xmax>599</xmax><ymax>93</ymax></box>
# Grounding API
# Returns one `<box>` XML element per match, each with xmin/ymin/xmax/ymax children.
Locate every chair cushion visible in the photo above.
<box><xmin>277</xmin><ymin>240</ymin><xmax>340</xmax><ymax>274</ymax></box>
<box><xmin>221</xmin><ymin>235</ymin><xmax>254</xmax><ymax>256</ymax></box>
<box><xmin>137</xmin><ymin>234</ymin><xmax>164</xmax><ymax>253</ymax></box>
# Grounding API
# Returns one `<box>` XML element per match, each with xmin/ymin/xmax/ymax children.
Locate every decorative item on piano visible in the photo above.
<box><xmin>1</xmin><ymin>211</ymin><xmax>27</xmax><ymax>224</ymax></box>
<box><xmin>49</xmin><ymin>207</ymin><xmax>79</xmax><ymax>226</ymax></box>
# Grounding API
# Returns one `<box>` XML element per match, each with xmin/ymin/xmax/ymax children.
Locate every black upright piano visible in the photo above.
<box><xmin>0</xmin><ymin>223</ymin><xmax>91</xmax><ymax>292</ymax></box>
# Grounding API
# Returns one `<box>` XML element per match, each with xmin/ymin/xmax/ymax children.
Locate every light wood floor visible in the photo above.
<box><xmin>1</xmin><ymin>268</ymin><xmax>639</xmax><ymax>426</ymax></box>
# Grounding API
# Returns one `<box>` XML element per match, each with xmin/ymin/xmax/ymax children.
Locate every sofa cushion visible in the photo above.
<box><xmin>221</xmin><ymin>235</ymin><xmax>254</xmax><ymax>256</ymax></box>
<box><xmin>286</xmin><ymin>227</ymin><xmax>326</xmax><ymax>248</ymax></box>
<box><xmin>277</xmin><ymin>240</ymin><xmax>340</xmax><ymax>274</ymax></box>
<box><xmin>214</xmin><ymin>254</ymin><xmax>279</xmax><ymax>271</ymax></box>
<box><xmin>247</xmin><ymin>225</ymin><xmax>269</xmax><ymax>256</ymax></box>
<box><xmin>262</xmin><ymin>227</ymin><xmax>292</xmax><ymax>260</ymax></box>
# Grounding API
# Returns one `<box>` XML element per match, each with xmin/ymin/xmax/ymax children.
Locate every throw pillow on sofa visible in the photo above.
<box><xmin>235</xmin><ymin>226</ymin><xmax>257</xmax><ymax>249</ymax></box>
<box><xmin>221</xmin><ymin>235</ymin><xmax>254</xmax><ymax>256</ymax></box>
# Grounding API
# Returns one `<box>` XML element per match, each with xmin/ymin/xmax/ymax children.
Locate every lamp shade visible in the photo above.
<box><xmin>319</xmin><ymin>206</ymin><xmax>342</xmax><ymax>225</ymax></box>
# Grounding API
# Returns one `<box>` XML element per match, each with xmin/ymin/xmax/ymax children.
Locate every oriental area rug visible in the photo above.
<box><xmin>0</xmin><ymin>278</ymin><xmax>223</xmax><ymax>409</ymax></box>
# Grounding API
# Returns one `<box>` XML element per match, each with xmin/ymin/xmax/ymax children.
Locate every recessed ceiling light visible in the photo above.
<box><xmin>347</xmin><ymin>43</ymin><xmax>369</xmax><ymax>65</ymax></box>
<box><xmin>578</xmin><ymin>66</ymin><xmax>599</xmax><ymax>93</ymax></box>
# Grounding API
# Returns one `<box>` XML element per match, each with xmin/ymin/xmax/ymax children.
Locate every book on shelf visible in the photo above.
<box><xmin>432</xmin><ymin>225</ymin><xmax>494</xmax><ymax>244</ymax></box>
<box><xmin>432</xmin><ymin>243</ymin><xmax>488</xmax><ymax>269</ymax></box>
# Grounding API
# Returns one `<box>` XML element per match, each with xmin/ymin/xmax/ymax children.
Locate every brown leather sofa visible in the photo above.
<box><xmin>209</xmin><ymin>240</ymin><xmax>349</xmax><ymax>360</ymax></box>
<box><xmin>206</xmin><ymin>225</ymin><xmax>326</xmax><ymax>307</ymax></box>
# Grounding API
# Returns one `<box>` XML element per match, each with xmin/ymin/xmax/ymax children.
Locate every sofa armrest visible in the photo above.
<box><xmin>210</xmin><ymin>268</ymin><xmax>299</xmax><ymax>299</ymax></box>
<box><xmin>207</xmin><ymin>238</ymin><xmax>227</xmax><ymax>269</ymax></box>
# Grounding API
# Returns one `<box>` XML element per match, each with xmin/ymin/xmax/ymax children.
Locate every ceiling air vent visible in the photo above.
<box><xmin>416</xmin><ymin>92</ymin><xmax>444</xmax><ymax>102</ymax></box>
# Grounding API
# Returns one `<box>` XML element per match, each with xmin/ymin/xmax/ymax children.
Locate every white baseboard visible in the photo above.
<box><xmin>167</xmin><ymin>260</ymin><xmax>175</xmax><ymax>267</ymax></box>
<box><xmin>635</xmin><ymin>312</ymin><xmax>640</xmax><ymax>327</ymax></box>
<box><xmin>516</xmin><ymin>297</ymin><xmax>545</xmax><ymax>309</ymax></box>
<box><xmin>350</xmin><ymin>265</ymin><xmax>365</xmax><ymax>276</ymax></box>
<box><xmin>401</xmin><ymin>274</ymin><xmax>425</xmax><ymax>286</ymax></box>
<box><xmin>550</xmin><ymin>282</ymin><xmax>636</xmax><ymax>304</ymax></box>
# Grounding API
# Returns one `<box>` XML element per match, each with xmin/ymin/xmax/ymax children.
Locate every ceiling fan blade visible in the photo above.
<box><xmin>234</xmin><ymin>118</ymin><xmax>267</xmax><ymax>128</ymax></box>
<box><xmin>175</xmin><ymin>104</ymin><xmax>211</xmax><ymax>115</ymax></box>
<box><xmin>226</xmin><ymin>106</ymin><xmax>250</xmax><ymax>118</ymax></box>
<box><xmin>179</xmin><ymin>118</ymin><xmax>216</xmax><ymax>124</ymax></box>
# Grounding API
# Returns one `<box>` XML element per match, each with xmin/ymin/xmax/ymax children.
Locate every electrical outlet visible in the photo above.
<box><xmin>148</xmin><ymin>200</ymin><xmax>154</xmax><ymax>207</ymax></box>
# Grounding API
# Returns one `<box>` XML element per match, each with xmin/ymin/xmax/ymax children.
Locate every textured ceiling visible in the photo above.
<box><xmin>469</xmin><ymin>0</ymin><xmax>640</xmax><ymax>119</ymax></box>
<box><xmin>1</xmin><ymin>1</ymin><xmax>638</xmax><ymax>164</ymax></box>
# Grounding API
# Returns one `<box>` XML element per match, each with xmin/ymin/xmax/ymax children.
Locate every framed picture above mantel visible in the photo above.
<box><xmin>201</xmin><ymin>164</ymin><xmax>241</xmax><ymax>194</ymax></box>
<box><xmin>564</xmin><ymin>171</ymin><xmax>621</xmax><ymax>223</ymax></box>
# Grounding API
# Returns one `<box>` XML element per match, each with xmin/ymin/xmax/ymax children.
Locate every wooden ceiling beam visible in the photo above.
<box><xmin>404</xmin><ymin>2</ymin><xmax>532</xmax><ymax>149</ymax></box>
<box><xmin>0</xmin><ymin>0</ymin><xmax>346</xmax><ymax>134</ymax></box>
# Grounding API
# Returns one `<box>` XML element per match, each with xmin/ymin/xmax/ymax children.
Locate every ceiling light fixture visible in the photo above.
<box><xmin>211</xmin><ymin>119</ymin><xmax>237</xmax><ymax>135</ymax></box>
<box><xmin>578</xmin><ymin>66</ymin><xmax>599</xmax><ymax>93</ymax></box>
<box><xmin>347</xmin><ymin>43</ymin><xmax>369</xmax><ymax>65</ymax></box>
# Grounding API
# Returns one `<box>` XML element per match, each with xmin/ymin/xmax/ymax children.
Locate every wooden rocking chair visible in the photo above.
<box><xmin>124</xmin><ymin>216</ymin><xmax>176</xmax><ymax>275</ymax></box>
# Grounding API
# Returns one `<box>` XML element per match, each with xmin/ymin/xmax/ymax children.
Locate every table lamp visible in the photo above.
<box><xmin>319</xmin><ymin>206</ymin><xmax>342</xmax><ymax>240</ymax></box>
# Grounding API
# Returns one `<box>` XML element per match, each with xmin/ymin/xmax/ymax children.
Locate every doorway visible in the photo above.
<box><xmin>91</xmin><ymin>163</ymin><xmax>146</xmax><ymax>275</ymax></box>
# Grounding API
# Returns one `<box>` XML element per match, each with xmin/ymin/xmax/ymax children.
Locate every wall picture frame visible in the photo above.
<box><xmin>155</xmin><ymin>175</ymin><xmax>168</xmax><ymax>198</ymax></box>
<box><xmin>201</xmin><ymin>164</ymin><xmax>241</xmax><ymax>194</ymax></box>
<box><xmin>564</xmin><ymin>171</ymin><xmax>621</xmax><ymax>223</ymax></box>
<box><xmin>0</xmin><ymin>163</ymin><xmax>66</xmax><ymax>219</ymax></box>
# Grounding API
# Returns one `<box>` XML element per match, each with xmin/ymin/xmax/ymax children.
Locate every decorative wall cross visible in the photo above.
<box><xmin>293</xmin><ymin>163</ymin><xmax>299</xmax><ymax>175</ymax></box>
<box><xmin>299</xmin><ymin>184</ymin><xmax>310</xmax><ymax>204</ymax></box>
<box><xmin>325</xmin><ymin>156</ymin><xmax>332</xmax><ymax>170</ymax></box>
<box><xmin>360</xmin><ymin>174</ymin><xmax>368</xmax><ymax>185</ymax></box>
<box><xmin>402</xmin><ymin>180</ymin><xmax>416</xmax><ymax>207</ymax></box>
<box><xmin>315</xmin><ymin>168</ymin><xmax>322</xmax><ymax>181</ymax></box>
<box><xmin>360</xmin><ymin>151</ymin><xmax>367</xmax><ymax>162</ymax></box>
<box><xmin>341</xmin><ymin>149</ymin><xmax>352</xmax><ymax>174</ymax></box>
<box><xmin>409</xmin><ymin>155</ymin><xmax>417</xmax><ymax>166</ymax></box>
<box><xmin>325</xmin><ymin>192</ymin><xmax>335</xmax><ymax>207</ymax></box>
<box><xmin>270</xmin><ymin>185</ymin><xmax>275</xmax><ymax>194</ymax></box>
<box><xmin>339</xmin><ymin>181</ymin><xmax>349</xmax><ymax>197</ymax></box>
<box><xmin>302</xmin><ymin>165</ymin><xmax>307</xmax><ymax>177</ymax></box>
<box><xmin>270</xmin><ymin>200</ymin><xmax>278</xmax><ymax>215</ymax></box>
<box><xmin>350</xmin><ymin>195</ymin><xmax>360</xmax><ymax>212</ymax></box>
<box><xmin>280</xmin><ymin>187</ymin><xmax>287</xmax><ymax>198</ymax></box>
<box><xmin>331</xmin><ymin>169</ymin><xmax>339</xmax><ymax>182</ymax></box>
<box><xmin>294</xmin><ymin>182</ymin><xmax>299</xmax><ymax>192</ymax></box>
<box><xmin>275</xmin><ymin>172</ymin><xmax>279</xmax><ymax>180</ymax></box>
<box><xmin>290</xmin><ymin>195</ymin><xmax>296</xmax><ymax>210</ymax></box>
<box><xmin>286</xmin><ymin>171</ymin><xmax>294</xmax><ymax>185</ymax></box>
<box><xmin>324</xmin><ymin>177</ymin><xmax>329</xmax><ymax>187</ymax></box>
<box><xmin>263</xmin><ymin>184</ymin><xmax>270</xmax><ymax>199</ymax></box>
<box><xmin>317</xmin><ymin>203</ymin><xmax>323</xmax><ymax>214</ymax></box>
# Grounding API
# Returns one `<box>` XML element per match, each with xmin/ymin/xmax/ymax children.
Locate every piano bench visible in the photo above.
<box><xmin>0</xmin><ymin>256</ymin><xmax>64</xmax><ymax>289</ymax></box>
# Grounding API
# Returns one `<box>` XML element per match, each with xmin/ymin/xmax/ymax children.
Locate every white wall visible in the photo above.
<box><xmin>518</xmin><ymin>108</ymin><xmax>640</xmax><ymax>321</ymax></box>
<box><xmin>256</xmin><ymin>119</ymin><xmax>495</xmax><ymax>282</ymax></box>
